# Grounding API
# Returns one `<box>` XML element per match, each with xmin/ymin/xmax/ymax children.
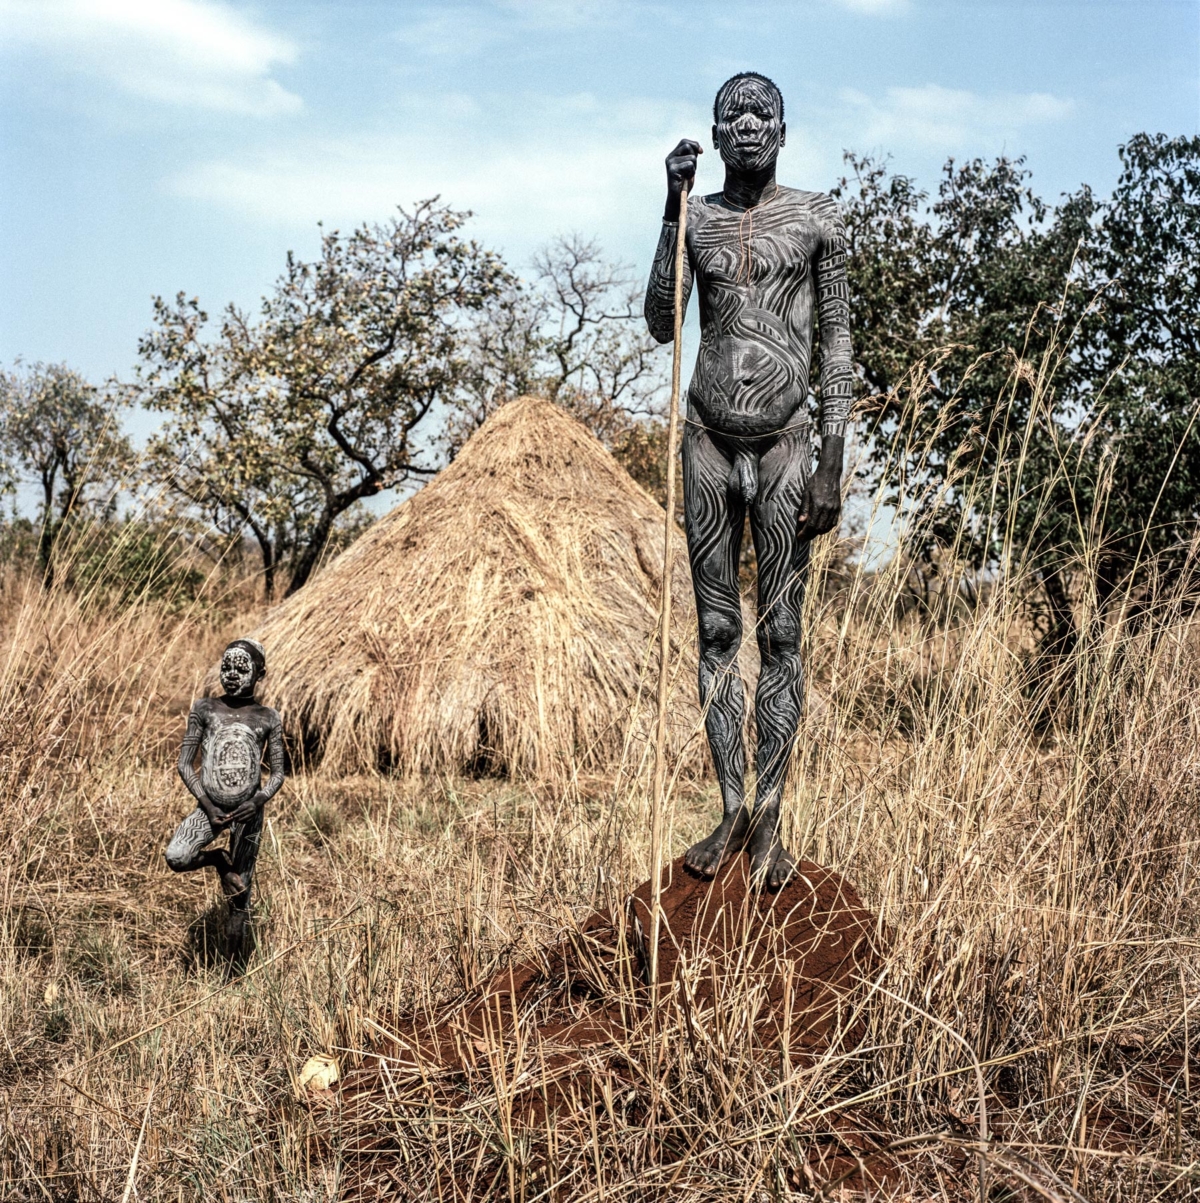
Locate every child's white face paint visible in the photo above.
<box><xmin>220</xmin><ymin>648</ymin><xmax>257</xmax><ymax>698</ymax></box>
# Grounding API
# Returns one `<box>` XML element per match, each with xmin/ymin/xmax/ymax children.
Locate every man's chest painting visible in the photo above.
<box><xmin>694</xmin><ymin>207</ymin><xmax>815</xmax><ymax>289</ymax></box>
<box><xmin>203</xmin><ymin>721</ymin><xmax>261</xmax><ymax>808</ymax></box>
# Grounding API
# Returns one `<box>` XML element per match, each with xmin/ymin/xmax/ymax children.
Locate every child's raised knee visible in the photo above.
<box><xmin>164</xmin><ymin>846</ymin><xmax>192</xmax><ymax>872</ymax></box>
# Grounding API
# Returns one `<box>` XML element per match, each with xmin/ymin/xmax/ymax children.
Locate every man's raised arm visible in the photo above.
<box><xmin>644</xmin><ymin>138</ymin><xmax>702</xmax><ymax>344</ymax></box>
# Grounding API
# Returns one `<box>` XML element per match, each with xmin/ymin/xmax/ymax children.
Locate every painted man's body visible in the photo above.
<box><xmin>647</xmin><ymin>188</ymin><xmax>852</xmax><ymax>441</ymax></box>
<box><xmin>645</xmin><ymin>73</ymin><xmax>852</xmax><ymax>888</ymax></box>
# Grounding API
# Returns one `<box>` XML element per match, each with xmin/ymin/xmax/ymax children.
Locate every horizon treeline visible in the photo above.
<box><xmin>2</xmin><ymin>132</ymin><xmax>1198</xmax><ymax>648</ymax></box>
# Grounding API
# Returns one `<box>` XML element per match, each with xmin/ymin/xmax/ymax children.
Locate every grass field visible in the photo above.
<box><xmin>2</xmin><ymin>433</ymin><xmax>1199</xmax><ymax>1200</ymax></box>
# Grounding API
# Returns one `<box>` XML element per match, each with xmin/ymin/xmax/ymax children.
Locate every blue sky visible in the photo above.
<box><xmin>1</xmin><ymin>0</ymin><xmax>1198</xmax><ymax>402</ymax></box>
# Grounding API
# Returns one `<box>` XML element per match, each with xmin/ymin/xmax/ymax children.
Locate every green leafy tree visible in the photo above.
<box><xmin>140</xmin><ymin>200</ymin><xmax>511</xmax><ymax>597</ymax></box>
<box><xmin>1063</xmin><ymin>135</ymin><xmax>1200</xmax><ymax>615</ymax></box>
<box><xmin>70</xmin><ymin>520</ymin><xmax>206</xmax><ymax>610</ymax></box>
<box><xmin>0</xmin><ymin>362</ymin><xmax>133</xmax><ymax>585</ymax></box>
<box><xmin>838</xmin><ymin>137</ymin><xmax>1200</xmax><ymax>649</ymax></box>
<box><xmin>138</xmin><ymin>295</ymin><xmax>307</xmax><ymax>601</ymax></box>
<box><xmin>835</xmin><ymin>153</ymin><xmax>1094</xmax><ymax>563</ymax></box>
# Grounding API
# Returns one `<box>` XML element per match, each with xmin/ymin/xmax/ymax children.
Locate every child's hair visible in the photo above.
<box><xmin>226</xmin><ymin>638</ymin><xmax>266</xmax><ymax>675</ymax></box>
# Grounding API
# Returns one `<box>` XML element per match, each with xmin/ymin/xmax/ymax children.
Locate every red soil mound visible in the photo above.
<box><xmin>315</xmin><ymin>861</ymin><xmax>1180</xmax><ymax>1198</ymax></box>
<box><xmin>343</xmin><ymin>853</ymin><xmax>879</xmax><ymax>1097</ymax></box>
<box><xmin>319</xmin><ymin>856</ymin><xmax>896</xmax><ymax>1197</ymax></box>
<box><xmin>627</xmin><ymin>853</ymin><xmax>881</xmax><ymax>1049</ymax></box>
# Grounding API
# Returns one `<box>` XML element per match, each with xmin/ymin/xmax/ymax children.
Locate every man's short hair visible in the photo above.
<box><xmin>713</xmin><ymin>72</ymin><xmax>785</xmax><ymax>123</ymax></box>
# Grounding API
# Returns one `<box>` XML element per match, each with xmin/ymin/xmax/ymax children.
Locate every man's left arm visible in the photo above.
<box><xmin>799</xmin><ymin>198</ymin><xmax>854</xmax><ymax>538</ymax></box>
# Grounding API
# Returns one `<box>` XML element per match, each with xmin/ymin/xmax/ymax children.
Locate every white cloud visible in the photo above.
<box><xmin>501</xmin><ymin>0</ymin><xmax>616</xmax><ymax>25</ymax></box>
<box><xmin>394</xmin><ymin>9</ymin><xmax>501</xmax><ymax>58</ymax></box>
<box><xmin>394</xmin><ymin>0</ymin><xmax>632</xmax><ymax>59</ymax></box>
<box><xmin>0</xmin><ymin>0</ymin><xmax>301</xmax><ymax>116</ymax></box>
<box><xmin>164</xmin><ymin>91</ymin><xmax>745</xmax><ymax>267</ymax></box>
<box><xmin>160</xmin><ymin>76</ymin><xmax>1075</xmax><ymax>272</ymax></box>
<box><xmin>839</xmin><ymin>83</ymin><xmax>1074</xmax><ymax>152</ymax></box>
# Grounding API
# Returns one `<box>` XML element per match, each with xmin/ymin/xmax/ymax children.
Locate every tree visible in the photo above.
<box><xmin>0</xmin><ymin>362</ymin><xmax>133</xmax><ymax>585</ymax></box>
<box><xmin>835</xmin><ymin>153</ymin><xmax>1095</xmax><ymax>565</ymax></box>
<box><xmin>1063</xmin><ymin>135</ymin><xmax>1200</xmax><ymax>615</ymax></box>
<box><xmin>140</xmin><ymin>200</ymin><xmax>511</xmax><ymax>597</ymax></box>
<box><xmin>443</xmin><ymin>234</ymin><xmax>666</xmax><ymax>470</ymax></box>
<box><xmin>139</xmin><ymin>295</ymin><xmax>312</xmax><ymax>601</ymax></box>
<box><xmin>837</xmin><ymin>138</ymin><xmax>1200</xmax><ymax>650</ymax></box>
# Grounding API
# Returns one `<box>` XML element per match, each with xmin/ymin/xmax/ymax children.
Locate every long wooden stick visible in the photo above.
<box><xmin>649</xmin><ymin>183</ymin><xmax>689</xmax><ymax>1002</ymax></box>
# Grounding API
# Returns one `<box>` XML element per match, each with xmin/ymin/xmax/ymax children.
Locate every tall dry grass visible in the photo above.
<box><xmin>0</xmin><ymin>355</ymin><xmax>1197</xmax><ymax>1201</ymax></box>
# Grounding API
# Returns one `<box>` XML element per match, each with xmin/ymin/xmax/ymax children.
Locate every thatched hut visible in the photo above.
<box><xmin>241</xmin><ymin>397</ymin><xmax>711</xmax><ymax>781</ymax></box>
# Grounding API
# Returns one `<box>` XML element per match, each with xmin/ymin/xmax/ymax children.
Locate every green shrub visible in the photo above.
<box><xmin>67</xmin><ymin>520</ymin><xmax>206</xmax><ymax>609</ymax></box>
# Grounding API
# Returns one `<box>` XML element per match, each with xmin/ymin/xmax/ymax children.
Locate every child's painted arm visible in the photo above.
<box><xmin>177</xmin><ymin>706</ymin><xmax>208</xmax><ymax>805</ymax></box>
<box><xmin>259</xmin><ymin>714</ymin><xmax>285</xmax><ymax>805</ymax></box>
<box><xmin>178</xmin><ymin>705</ymin><xmax>228</xmax><ymax>825</ymax></box>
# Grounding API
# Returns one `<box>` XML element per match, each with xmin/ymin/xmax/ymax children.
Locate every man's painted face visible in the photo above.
<box><xmin>713</xmin><ymin>79</ymin><xmax>785</xmax><ymax>174</ymax></box>
<box><xmin>220</xmin><ymin>647</ymin><xmax>258</xmax><ymax>698</ymax></box>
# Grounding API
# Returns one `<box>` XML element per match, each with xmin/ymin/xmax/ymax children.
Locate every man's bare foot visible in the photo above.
<box><xmin>747</xmin><ymin>818</ymin><xmax>797</xmax><ymax>890</ymax></box>
<box><xmin>683</xmin><ymin>808</ymin><xmax>750</xmax><ymax>877</ymax></box>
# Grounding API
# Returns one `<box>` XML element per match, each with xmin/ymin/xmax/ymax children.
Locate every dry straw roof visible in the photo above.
<box><xmin>246</xmin><ymin>396</ymin><xmax>706</xmax><ymax>781</ymax></box>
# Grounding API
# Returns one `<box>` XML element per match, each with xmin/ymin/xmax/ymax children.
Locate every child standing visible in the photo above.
<box><xmin>165</xmin><ymin>638</ymin><xmax>284</xmax><ymax>931</ymax></box>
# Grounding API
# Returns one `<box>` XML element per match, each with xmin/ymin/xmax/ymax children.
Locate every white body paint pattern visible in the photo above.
<box><xmin>165</xmin><ymin>805</ymin><xmax>264</xmax><ymax>898</ymax></box>
<box><xmin>170</xmin><ymin>669</ymin><xmax>285</xmax><ymax>911</ymax></box>
<box><xmin>644</xmin><ymin>185</ymin><xmax>853</xmax><ymax>831</ymax></box>
<box><xmin>202</xmin><ymin>721</ymin><xmax>261</xmax><ymax>807</ymax></box>
<box><xmin>644</xmin><ymin>188</ymin><xmax>853</xmax><ymax>441</ymax></box>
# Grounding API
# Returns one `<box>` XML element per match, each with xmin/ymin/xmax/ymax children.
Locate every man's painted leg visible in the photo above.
<box><xmin>682</xmin><ymin>424</ymin><xmax>752</xmax><ymax>876</ymax></box>
<box><xmin>745</xmin><ymin>430</ymin><xmax>811</xmax><ymax>889</ymax></box>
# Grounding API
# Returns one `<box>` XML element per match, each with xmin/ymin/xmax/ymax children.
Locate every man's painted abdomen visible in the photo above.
<box><xmin>688</xmin><ymin>215</ymin><xmax>816</xmax><ymax>436</ymax></box>
<box><xmin>692</xmin><ymin>308</ymin><xmax>809</xmax><ymax>435</ymax></box>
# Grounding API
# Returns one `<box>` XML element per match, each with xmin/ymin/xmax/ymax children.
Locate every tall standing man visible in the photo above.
<box><xmin>645</xmin><ymin>72</ymin><xmax>853</xmax><ymax>888</ymax></box>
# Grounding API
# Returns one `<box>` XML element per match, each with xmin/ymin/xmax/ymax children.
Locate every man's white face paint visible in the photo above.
<box><xmin>714</xmin><ymin>79</ymin><xmax>784</xmax><ymax>175</ymax></box>
<box><xmin>220</xmin><ymin>648</ymin><xmax>257</xmax><ymax>698</ymax></box>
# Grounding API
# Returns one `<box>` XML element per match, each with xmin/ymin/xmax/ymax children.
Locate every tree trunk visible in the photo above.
<box><xmin>249</xmin><ymin>522</ymin><xmax>275</xmax><ymax>602</ymax></box>
<box><xmin>285</xmin><ymin>506</ymin><xmax>335</xmax><ymax>596</ymax></box>
<box><xmin>232</xmin><ymin>506</ymin><xmax>275</xmax><ymax>601</ymax></box>
<box><xmin>38</xmin><ymin>469</ymin><xmax>57</xmax><ymax>588</ymax></box>
<box><xmin>38</xmin><ymin>519</ymin><xmax>57</xmax><ymax>588</ymax></box>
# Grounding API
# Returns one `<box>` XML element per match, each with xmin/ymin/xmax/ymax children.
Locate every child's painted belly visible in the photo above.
<box><xmin>202</xmin><ymin>722</ymin><xmax>261</xmax><ymax>808</ymax></box>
